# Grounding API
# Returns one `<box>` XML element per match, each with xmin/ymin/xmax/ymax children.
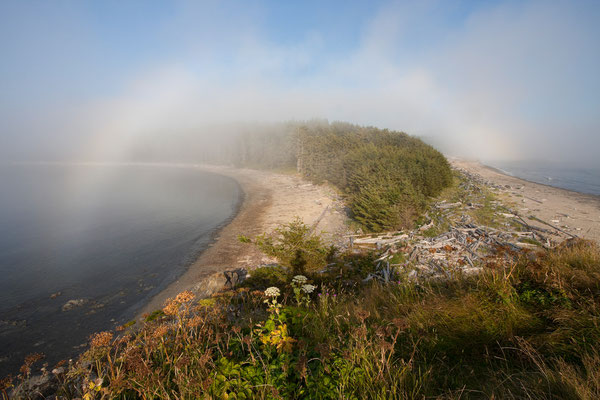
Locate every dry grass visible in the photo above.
<box><xmin>6</xmin><ymin>237</ymin><xmax>600</xmax><ymax>399</ymax></box>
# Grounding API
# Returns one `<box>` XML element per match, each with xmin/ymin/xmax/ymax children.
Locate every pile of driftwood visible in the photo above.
<box><xmin>353</xmin><ymin>169</ymin><xmax>573</xmax><ymax>284</ymax></box>
<box><xmin>357</xmin><ymin>223</ymin><xmax>527</xmax><ymax>283</ymax></box>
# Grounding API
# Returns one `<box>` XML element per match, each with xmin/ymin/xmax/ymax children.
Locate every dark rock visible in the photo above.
<box><xmin>10</xmin><ymin>373</ymin><xmax>58</xmax><ymax>399</ymax></box>
<box><xmin>223</xmin><ymin>268</ymin><xmax>248</xmax><ymax>288</ymax></box>
<box><xmin>61</xmin><ymin>299</ymin><xmax>87</xmax><ymax>312</ymax></box>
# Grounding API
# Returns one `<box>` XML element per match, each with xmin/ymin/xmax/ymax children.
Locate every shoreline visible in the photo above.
<box><xmin>136</xmin><ymin>166</ymin><xmax>269</xmax><ymax>318</ymax></box>
<box><xmin>137</xmin><ymin>165</ymin><xmax>349</xmax><ymax>319</ymax></box>
<box><xmin>483</xmin><ymin>161</ymin><xmax>600</xmax><ymax>199</ymax></box>
<box><xmin>450</xmin><ymin>158</ymin><xmax>600</xmax><ymax>243</ymax></box>
<box><xmin>479</xmin><ymin>160</ymin><xmax>600</xmax><ymax>203</ymax></box>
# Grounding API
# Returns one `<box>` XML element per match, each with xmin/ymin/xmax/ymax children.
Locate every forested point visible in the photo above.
<box><xmin>219</xmin><ymin>121</ymin><xmax>453</xmax><ymax>232</ymax></box>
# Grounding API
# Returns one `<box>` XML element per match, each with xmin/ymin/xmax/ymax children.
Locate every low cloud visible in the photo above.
<box><xmin>1</xmin><ymin>0</ymin><xmax>598</xmax><ymax>167</ymax></box>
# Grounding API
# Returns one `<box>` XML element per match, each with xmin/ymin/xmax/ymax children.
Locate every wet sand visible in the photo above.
<box><xmin>138</xmin><ymin>166</ymin><xmax>348</xmax><ymax>317</ymax></box>
<box><xmin>451</xmin><ymin>158</ymin><xmax>600</xmax><ymax>243</ymax></box>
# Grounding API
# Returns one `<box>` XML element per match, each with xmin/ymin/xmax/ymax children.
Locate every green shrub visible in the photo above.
<box><xmin>229</xmin><ymin>120</ymin><xmax>452</xmax><ymax>232</ymax></box>
<box><xmin>241</xmin><ymin>265</ymin><xmax>287</xmax><ymax>290</ymax></box>
<box><xmin>244</xmin><ymin>218</ymin><xmax>335</xmax><ymax>275</ymax></box>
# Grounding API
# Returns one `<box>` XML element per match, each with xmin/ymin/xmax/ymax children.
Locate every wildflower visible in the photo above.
<box><xmin>90</xmin><ymin>331</ymin><xmax>113</xmax><ymax>348</ymax></box>
<box><xmin>264</xmin><ymin>287</ymin><xmax>280</xmax><ymax>298</ymax></box>
<box><xmin>151</xmin><ymin>325</ymin><xmax>169</xmax><ymax>339</ymax></box>
<box><xmin>174</xmin><ymin>290</ymin><xmax>195</xmax><ymax>304</ymax></box>
<box><xmin>292</xmin><ymin>275</ymin><xmax>307</xmax><ymax>284</ymax></box>
<box><xmin>187</xmin><ymin>315</ymin><xmax>203</xmax><ymax>328</ymax></box>
<box><xmin>83</xmin><ymin>377</ymin><xmax>103</xmax><ymax>400</ymax></box>
<box><xmin>301</xmin><ymin>284</ymin><xmax>316</xmax><ymax>294</ymax></box>
<box><xmin>356</xmin><ymin>309</ymin><xmax>370</xmax><ymax>322</ymax></box>
<box><xmin>163</xmin><ymin>299</ymin><xmax>179</xmax><ymax>316</ymax></box>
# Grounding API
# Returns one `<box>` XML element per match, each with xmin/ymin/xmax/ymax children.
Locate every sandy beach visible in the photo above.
<box><xmin>140</xmin><ymin>159</ymin><xmax>600</xmax><ymax>317</ymax></box>
<box><xmin>138</xmin><ymin>166</ymin><xmax>349</xmax><ymax>317</ymax></box>
<box><xmin>451</xmin><ymin>158</ymin><xmax>600</xmax><ymax>243</ymax></box>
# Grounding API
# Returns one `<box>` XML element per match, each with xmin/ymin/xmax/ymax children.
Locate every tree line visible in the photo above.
<box><xmin>217</xmin><ymin>120</ymin><xmax>452</xmax><ymax>232</ymax></box>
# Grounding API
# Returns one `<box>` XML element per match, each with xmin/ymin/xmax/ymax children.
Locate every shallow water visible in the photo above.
<box><xmin>489</xmin><ymin>161</ymin><xmax>600</xmax><ymax>196</ymax></box>
<box><xmin>0</xmin><ymin>164</ymin><xmax>241</xmax><ymax>376</ymax></box>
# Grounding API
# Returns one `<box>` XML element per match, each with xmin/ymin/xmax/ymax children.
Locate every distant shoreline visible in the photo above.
<box><xmin>482</xmin><ymin>161</ymin><xmax>600</xmax><ymax>201</ymax></box>
<box><xmin>450</xmin><ymin>158</ymin><xmax>600</xmax><ymax>243</ymax></box>
<box><xmin>485</xmin><ymin>161</ymin><xmax>600</xmax><ymax>197</ymax></box>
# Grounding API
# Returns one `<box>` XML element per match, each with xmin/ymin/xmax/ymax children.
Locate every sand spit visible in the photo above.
<box><xmin>451</xmin><ymin>158</ymin><xmax>600</xmax><ymax>243</ymax></box>
<box><xmin>138</xmin><ymin>166</ymin><xmax>349</xmax><ymax>317</ymax></box>
<box><xmin>140</xmin><ymin>159</ymin><xmax>600</xmax><ymax>318</ymax></box>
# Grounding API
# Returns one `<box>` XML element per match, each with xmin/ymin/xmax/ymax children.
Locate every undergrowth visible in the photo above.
<box><xmin>4</xmin><ymin>232</ymin><xmax>600</xmax><ymax>399</ymax></box>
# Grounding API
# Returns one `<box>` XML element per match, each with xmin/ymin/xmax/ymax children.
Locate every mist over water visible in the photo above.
<box><xmin>0</xmin><ymin>165</ymin><xmax>241</xmax><ymax>376</ymax></box>
<box><xmin>1</xmin><ymin>1</ymin><xmax>599</xmax><ymax>167</ymax></box>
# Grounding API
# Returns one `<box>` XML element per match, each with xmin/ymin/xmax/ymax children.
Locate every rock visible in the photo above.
<box><xmin>191</xmin><ymin>272</ymin><xmax>227</xmax><ymax>298</ymax></box>
<box><xmin>49</xmin><ymin>291</ymin><xmax>62</xmax><ymax>299</ymax></box>
<box><xmin>0</xmin><ymin>319</ymin><xmax>27</xmax><ymax>335</ymax></box>
<box><xmin>61</xmin><ymin>299</ymin><xmax>88</xmax><ymax>312</ymax></box>
<box><xmin>223</xmin><ymin>268</ymin><xmax>248</xmax><ymax>288</ymax></box>
<box><xmin>10</xmin><ymin>373</ymin><xmax>58</xmax><ymax>399</ymax></box>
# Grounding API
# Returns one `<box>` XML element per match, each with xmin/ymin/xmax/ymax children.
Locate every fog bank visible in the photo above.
<box><xmin>1</xmin><ymin>1</ymin><xmax>598</xmax><ymax>167</ymax></box>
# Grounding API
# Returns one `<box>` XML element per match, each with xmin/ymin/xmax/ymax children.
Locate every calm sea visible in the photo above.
<box><xmin>0</xmin><ymin>164</ymin><xmax>241</xmax><ymax>377</ymax></box>
<box><xmin>489</xmin><ymin>161</ymin><xmax>600</xmax><ymax>196</ymax></box>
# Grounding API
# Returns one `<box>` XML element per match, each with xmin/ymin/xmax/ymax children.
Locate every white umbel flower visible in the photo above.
<box><xmin>302</xmin><ymin>284</ymin><xmax>316</xmax><ymax>294</ymax></box>
<box><xmin>292</xmin><ymin>275</ymin><xmax>308</xmax><ymax>284</ymax></box>
<box><xmin>264</xmin><ymin>287</ymin><xmax>280</xmax><ymax>297</ymax></box>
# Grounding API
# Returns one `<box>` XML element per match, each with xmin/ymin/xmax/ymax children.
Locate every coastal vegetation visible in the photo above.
<box><xmin>5</xmin><ymin>218</ymin><xmax>600</xmax><ymax>399</ymax></box>
<box><xmin>3</xmin><ymin>128</ymin><xmax>598</xmax><ymax>399</ymax></box>
<box><xmin>224</xmin><ymin>121</ymin><xmax>452</xmax><ymax>231</ymax></box>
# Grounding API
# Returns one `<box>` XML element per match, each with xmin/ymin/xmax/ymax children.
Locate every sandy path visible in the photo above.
<box><xmin>451</xmin><ymin>158</ymin><xmax>600</xmax><ymax>243</ymax></box>
<box><xmin>138</xmin><ymin>166</ymin><xmax>348</xmax><ymax>317</ymax></box>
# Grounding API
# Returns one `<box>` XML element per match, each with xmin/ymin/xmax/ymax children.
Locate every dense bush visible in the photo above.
<box><xmin>228</xmin><ymin>121</ymin><xmax>452</xmax><ymax>231</ymax></box>
<box><xmin>239</xmin><ymin>218</ymin><xmax>335</xmax><ymax>275</ymax></box>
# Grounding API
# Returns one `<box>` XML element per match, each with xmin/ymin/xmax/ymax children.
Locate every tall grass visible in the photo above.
<box><xmin>6</xmin><ymin>240</ymin><xmax>600</xmax><ymax>399</ymax></box>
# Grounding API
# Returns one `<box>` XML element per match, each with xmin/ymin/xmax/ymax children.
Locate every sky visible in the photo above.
<box><xmin>1</xmin><ymin>0</ymin><xmax>599</xmax><ymax>166</ymax></box>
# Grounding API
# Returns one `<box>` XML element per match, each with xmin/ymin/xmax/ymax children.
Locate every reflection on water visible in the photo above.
<box><xmin>0</xmin><ymin>165</ymin><xmax>241</xmax><ymax>376</ymax></box>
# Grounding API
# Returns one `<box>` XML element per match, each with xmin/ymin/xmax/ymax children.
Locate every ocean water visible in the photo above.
<box><xmin>489</xmin><ymin>161</ymin><xmax>600</xmax><ymax>196</ymax></box>
<box><xmin>0</xmin><ymin>164</ymin><xmax>241</xmax><ymax>377</ymax></box>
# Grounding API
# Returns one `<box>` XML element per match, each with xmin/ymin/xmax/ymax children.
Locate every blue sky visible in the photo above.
<box><xmin>1</xmin><ymin>0</ymin><xmax>599</xmax><ymax>165</ymax></box>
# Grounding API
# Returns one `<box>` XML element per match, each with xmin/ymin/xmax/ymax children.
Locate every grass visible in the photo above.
<box><xmin>519</xmin><ymin>237</ymin><xmax>543</xmax><ymax>247</ymax></box>
<box><xmin>5</xmin><ymin>230</ymin><xmax>600</xmax><ymax>399</ymax></box>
